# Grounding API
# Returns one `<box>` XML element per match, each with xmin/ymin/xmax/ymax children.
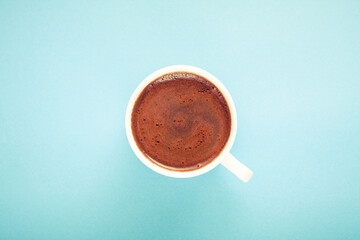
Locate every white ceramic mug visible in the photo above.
<box><xmin>125</xmin><ymin>65</ymin><xmax>253</xmax><ymax>182</ymax></box>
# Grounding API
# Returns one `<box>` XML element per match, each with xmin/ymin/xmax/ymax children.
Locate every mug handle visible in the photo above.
<box><xmin>221</xmin><ymin>153</ymin><xmax>253</xmax><ymax>182</ymax></box>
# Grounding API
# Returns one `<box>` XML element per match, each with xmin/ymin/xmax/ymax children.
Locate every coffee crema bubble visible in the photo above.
<box><xmin>131</xmin><ymin>72</ymin><xmax>231</xmax><ymax>171</ymax></box>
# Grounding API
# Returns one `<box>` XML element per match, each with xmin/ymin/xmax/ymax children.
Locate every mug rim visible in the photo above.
<box><xmin>125</xmin><ymin>65</ymin><xmax>237</xmax><ymax>178</ymax></box>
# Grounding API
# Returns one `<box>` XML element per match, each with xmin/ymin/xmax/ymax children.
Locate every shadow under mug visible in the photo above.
<box><xmin>125</xmin><ymin>65</ymin><xmax>253</xmax><ymax>182</ymax></box>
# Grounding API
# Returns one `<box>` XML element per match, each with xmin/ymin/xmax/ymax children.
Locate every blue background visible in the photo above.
<box><xmin>1</xmin><ymin>1</ymin><xmax>359</xmax><ymax>239</ymax></box>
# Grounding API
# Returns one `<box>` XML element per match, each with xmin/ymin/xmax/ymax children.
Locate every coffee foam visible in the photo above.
<box><xmin>131</xmin><ymin>72</ymin><xmax>231</xmax><ymax>171</ymax></box>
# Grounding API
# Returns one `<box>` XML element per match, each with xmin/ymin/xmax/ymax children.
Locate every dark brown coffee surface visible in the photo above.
<box><xmin>131</xmin><ymin>72</ymin><xmax>231</xmax><ymax>171</ymax></box>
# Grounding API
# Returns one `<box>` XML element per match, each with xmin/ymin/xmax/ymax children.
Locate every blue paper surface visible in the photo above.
<box><xmin>0</xmin><ymin>1</ymin><xmax>359</xmax><ymax>239</ymax></box>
